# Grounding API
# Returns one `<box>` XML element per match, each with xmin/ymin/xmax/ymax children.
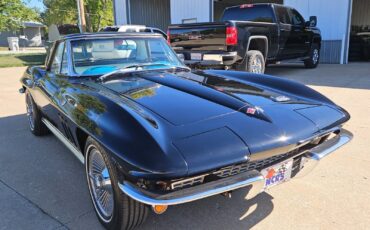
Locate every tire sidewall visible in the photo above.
<box><xmin>305</xmin><ymin>44</ymin><xmax>320</xmax><ymax>68</ymax></box>
<box><xmin>85</xmin><ymin>137</ymin><xmax>124</xmax><ymax>229</ymax></box>
<box><xmin>247</xmin><ymin>51</ymin><xmax>265</xmax><ymax>74</ymax></box>
<box><xmin>25</xmin><ymin>91</ymin><xmax>36</xmax><ymax>132</ymax></box>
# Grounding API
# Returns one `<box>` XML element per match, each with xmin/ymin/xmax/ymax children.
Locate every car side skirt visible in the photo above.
<box><xmin>42</xmin><ymin>118</ymin><xmax>85</xmax><ymax>164</ymax></box>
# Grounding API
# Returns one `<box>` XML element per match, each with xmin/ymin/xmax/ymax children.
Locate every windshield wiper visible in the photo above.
<box><xmin>97</xmin><ymin>64</ymin><xmax>190</xmax><ymax>83</ymax></box>
<box><xmin>123</xmin><ymin>63</ymin><xmax>167</xmax><ymax>70</ymax></box>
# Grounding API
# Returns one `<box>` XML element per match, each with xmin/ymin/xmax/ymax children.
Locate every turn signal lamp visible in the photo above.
<box><xmin>152</xmin><ymin>205</ymin><xmax>168</xmax><ymax>214</ymax></box>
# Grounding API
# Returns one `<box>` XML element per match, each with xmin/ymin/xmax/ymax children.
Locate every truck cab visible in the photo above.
<box><xmin>168</xmin><ymin>4</ymin><xmax>321</xmax><ymax>73</ymax></box>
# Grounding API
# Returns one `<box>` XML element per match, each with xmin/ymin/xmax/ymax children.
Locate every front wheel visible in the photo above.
<box><xmin>85</xmin><ymin>137</ymin><xmax>148</xmax><ymax>230</ymax></box>
<box><xmin>304</xmin><ymin>44</ymin><xmax>320</xmax><ymax>68</ymax></box>
<box><xmin>25</xmin><ymin>90</ymin><xmax>48</xmax><ymax>136</ymax></box>
<box><xmin>237</xmin><ymin>50</ymin><xmax>265</xmax><ymax>74</ymax></box>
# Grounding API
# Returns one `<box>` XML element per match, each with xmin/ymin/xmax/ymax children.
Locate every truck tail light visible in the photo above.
<box><xmin>226</xmin><ymin>26</ymin><xmax>238</xmax><ymax>46</ymax></box>
<box><xmin>167</xmin><ymin>29</ymin><xmax>170</xmax><ymax>44</ymax></box>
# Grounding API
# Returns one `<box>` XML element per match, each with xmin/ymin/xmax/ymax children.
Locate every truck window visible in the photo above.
<box><xmin>289</xmin><ymin>9</ymin><xmax>305</xmax><ymax>26</ymax></box>
<box><xmin>222</xmin><ymin>5</ymin><xmax>274</xmax><ymax>23</ymax></box>
<box><xmin>275</xmin><ymin>6</ymin><xmax>291</xmax><ymax>24</ymax></box>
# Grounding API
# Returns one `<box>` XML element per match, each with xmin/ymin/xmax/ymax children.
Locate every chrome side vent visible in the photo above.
<box><xmin>171</xmin><ymin>175</ymin><xmax>205</xmax><ymax>190</ymax></box>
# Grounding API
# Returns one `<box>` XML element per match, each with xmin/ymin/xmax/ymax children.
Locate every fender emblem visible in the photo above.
<box><xmin>246</xmin><ymin>107</ymin><xmax>256</xmax><ymax>115</ymax></box>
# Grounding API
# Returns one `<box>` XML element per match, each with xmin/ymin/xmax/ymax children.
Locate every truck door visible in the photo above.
<box><xmin>287</xmin><ymin>8</ymin><xmax>310</xmax><ymax>57</ymax></box>
<box><xmin>275</xmin><ymin>6</ymin><xmax>310</xmax><ymax>59</ymax></box>
<box><xmin>275</xmin><ymin>5</ymin><xmax>293</xmax><ymax>59</ymax></box>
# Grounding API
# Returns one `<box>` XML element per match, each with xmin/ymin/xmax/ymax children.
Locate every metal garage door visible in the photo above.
<box><xmin>129</xmin><ymin>0</ymin><xmax>170</xmax><ymax>31</ymax></box>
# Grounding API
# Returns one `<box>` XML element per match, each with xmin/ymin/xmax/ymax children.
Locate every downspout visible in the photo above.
<box><xmin>113</xmin><ymin>0</ymin><xmax>117</xmax><ymax>25</ymax></box>
<box><xmin>343</xmin><ymin>0</ymin><xmax>353</xmax><ymax>64</ymax></box>
<box><xmin>209</xmin><ymin>0</ymin><xmax>214</xmax><ymax>22</ymax></box>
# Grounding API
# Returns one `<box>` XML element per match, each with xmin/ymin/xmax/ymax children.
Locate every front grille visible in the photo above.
<box><xmin>171</xmin><ymin>175</ymin><xmax>205</xmax><ymax>190</ymax></box>
<box><xmin>169</xmin><ymin>135</ymin><xmax>330</xmax><ymax>190</ymax></box>
<box><xmin>213</xmin><ymin>148</ymin><xmax>304</xmax><ymax>178</ymax></box>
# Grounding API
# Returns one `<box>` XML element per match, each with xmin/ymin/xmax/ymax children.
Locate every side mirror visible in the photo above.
<box><xmin>306</xmin><ymin>16</ymin><xmax>317</xmax><ymax>27</ymax></box>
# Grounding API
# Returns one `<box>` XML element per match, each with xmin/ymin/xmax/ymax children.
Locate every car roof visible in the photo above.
<box><xmin>62</xmin><ymin>32</ymin><xmax>162</xmax><ymax>41</ymax></box>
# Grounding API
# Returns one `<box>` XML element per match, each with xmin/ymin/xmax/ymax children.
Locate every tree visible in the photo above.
<box><xmin>42</xmin><ymin>0</ymin><xmax>113</xmax><ymax>32</ymax></box>
<box><xmin>0</xmin><ymin>0</ymin><xmax>40</xmax><ymax>31</ymax></box>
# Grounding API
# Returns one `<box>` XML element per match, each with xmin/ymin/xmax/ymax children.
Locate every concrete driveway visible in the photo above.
<box><xmin>0</xmin><ymin>63</ymin><xmax>369</xmax><ymax>230</ymax></box>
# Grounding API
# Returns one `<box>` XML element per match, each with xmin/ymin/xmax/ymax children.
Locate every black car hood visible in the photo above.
<box><xmin>101</xmin><ymin>69</ymin><xmax>328</xmax><ymax>125</ymax></box>
<box><xmin>96</xmin><ymin>69</ymin><xmax>348</xmax><ymax>175</ymax></box>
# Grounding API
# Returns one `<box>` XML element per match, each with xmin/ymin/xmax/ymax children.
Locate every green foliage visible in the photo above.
<box><xmin>42</xmin><ymin>0</ymin><xmax>114</xmax><ymax>32</ymax></box>
<box><xmin>0</xmin><ymin>0</ymin><xmax>40</xmax><ymax>31</ymax></box>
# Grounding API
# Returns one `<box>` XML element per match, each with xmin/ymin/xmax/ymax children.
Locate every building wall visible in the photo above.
<box><xmin>170</xmin><ymin>0</ymin><xmax>211</xmax><ymax>24</ymax></box>
<box><xmin>0</xmin><ymin>31</ymin><xmax>18</xmax><ymax>47</ymax></box>
<box><xmin>24</xmin><ymin>27</ymin><xmax>43</xmax><ymax>47</ymax></box>
<box><xmin>114</xmin><ymin>0</ymin><xmax>128</xmax><ymax>25</ymax></box>
<box><xmin>351</xmin><ymin>0</ymin><xmax>370</xmax><ymax>27</ymax></box>
<box><xmin>284</xmin><ymin>0</ymin><xmax>352</xmax><ymax>63</ymax></box>
<box><xmin>129</xmin><ymin>0</ymin><xmax>170</xmax><ymax>31</ymax></box>
<box><xmin>0</xmin><ymin>28</ymin><xmax>44</xmax><ymax>47</ymax></box>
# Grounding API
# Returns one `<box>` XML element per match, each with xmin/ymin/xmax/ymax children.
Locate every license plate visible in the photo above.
<box><xmin>191</xmin><ymin>53</ymin><xmax>202</xmax><ymax>61</ymax></box>
<box><xmin>203</xmin><ymin>54</ymin><xmax>223</xmax><ymax>62</ymax></box>
<box><xmin>261</xmin><ymin>159</ymin><xmax>293</xmax><ymax>189</ymax></box>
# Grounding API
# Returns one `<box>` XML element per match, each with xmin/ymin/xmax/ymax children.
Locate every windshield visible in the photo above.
<box><xmin>71</xmin><ymin>37</ymin><xmax>184</xmax><ymax>76</ymax></box>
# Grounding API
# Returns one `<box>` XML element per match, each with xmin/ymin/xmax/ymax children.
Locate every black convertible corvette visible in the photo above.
<box><xmin>20</xmin><ymin>33</ymin><xmax>352</xmax><ymax>229</ymax></box>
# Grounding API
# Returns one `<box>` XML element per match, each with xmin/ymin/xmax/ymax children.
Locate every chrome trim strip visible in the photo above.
<box><xmin>42</xmin><ymin>118</ymin><xmax>85</xmax><ymax>164</ymax></box>
<box><xmin>307</xmin><ymin>129</ymin><xmax>353</xmax><ymax>161</ymax></box>
<box><xmin>118</xmin><ymin>174</ymin><xmax>265</xmax><ymax>206</ymax></box>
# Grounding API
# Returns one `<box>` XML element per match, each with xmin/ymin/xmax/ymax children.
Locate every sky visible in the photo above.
<box><xmin>25</xmin><ymin>0</ymin><xmax>45</xmax><ymax>11</ymax></box>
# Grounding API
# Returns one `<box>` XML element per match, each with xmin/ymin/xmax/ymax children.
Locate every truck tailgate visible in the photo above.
<box><xmin>169</xmin><ymin>22</ymin><xmax>227</xmax><ymax>51</ymax></box>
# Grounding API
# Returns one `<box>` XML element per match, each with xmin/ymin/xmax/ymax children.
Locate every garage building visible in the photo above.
<box><xmin>113</xmin><ymin>0</ymin><xmax>370</xmax><ymax>64</ymax></box>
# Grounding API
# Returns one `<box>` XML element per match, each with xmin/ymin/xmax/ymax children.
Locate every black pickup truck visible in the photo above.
<box><xmin>167</xmin><ymin>4</ymin><xmax>321</xmax><ymax>73</ymax></box>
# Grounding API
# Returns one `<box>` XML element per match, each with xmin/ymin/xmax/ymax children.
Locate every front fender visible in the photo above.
<box><xmin>71</xmin><ymin>88</ymin><xmax>188</xmax><ymax>179</ymax></box>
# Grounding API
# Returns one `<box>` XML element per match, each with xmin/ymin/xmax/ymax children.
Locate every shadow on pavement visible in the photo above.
<box><xmin>265</xmin><ymin>63</ymin><xmax>370</xmax><ymax>90</ymax></box>
<box><xmin>141</xmin><ymin>190</ymin><xmax>274</xmax><ymax>230</ymax></box>
<box><xmin>0</xmin><ymin>113</ymin><xmax>274</xmax><ymax>230</ymax></box>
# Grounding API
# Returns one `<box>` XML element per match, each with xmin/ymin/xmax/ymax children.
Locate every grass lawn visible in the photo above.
<box><xmin>0</xmin><ymin>53</ymin><xmax>46</xmax><ymax>68</ymax></box>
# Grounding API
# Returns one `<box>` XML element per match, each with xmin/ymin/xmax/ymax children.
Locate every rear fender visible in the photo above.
<box><xmin>239</xmin><ymin>36</ymin><xmax>268</xmax><ymax>64</ymax></box>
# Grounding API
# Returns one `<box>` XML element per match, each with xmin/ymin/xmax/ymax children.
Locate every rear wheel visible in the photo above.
<box><xmin>304</xmin><ymin>44</ymin><xmax>320</xmax><ymax>68</ymax></box>
<box><xmin>85</xmin><ymin>137</ymin><xmax>148</xmax><ymax>230</ymax></box>
<box><xmin>25</xmin><ymin>91</ymin><xmax>48</xmax><ymax>136</ymax></box>
<box><xmin>237</xmin><ymin>50</ymin><xmax>265</xmax><ymax>74</ymax></box>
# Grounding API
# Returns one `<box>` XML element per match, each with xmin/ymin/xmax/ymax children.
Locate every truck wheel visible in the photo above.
<box><xmin>85</xmin><ymin>137</ymin><xmax>148</xmax><ymax>230</ymax></box>
<box><xmin>304</xmin><ymin>44</ymin><xmax>320</xmax><ymax>68</ymax></box>
<box><xmin>25</xmin><ymin>90</ymin><xmax>48</xmax><ymax>136</ymax></box>
<box><xmin>237</xmin><ymin>50</ymin><xmax>265</xmax><ymax>74</ymax></box>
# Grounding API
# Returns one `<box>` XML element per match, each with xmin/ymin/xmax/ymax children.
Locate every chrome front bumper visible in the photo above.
<box><xmin>118</xmin><ymin>129</ymin><xmax>352</xmax><ymax>206</ymax></box>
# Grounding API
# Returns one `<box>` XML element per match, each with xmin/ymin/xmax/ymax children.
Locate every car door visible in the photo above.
<box><xmin>287</xmin><ymin>8</ymin><xmax>310</xmax><ymax>57</ymax></box>
<box><xmin>34</xmin><ymin>42</ymin><xmax>64</xmax><ymax>125</ymax></box>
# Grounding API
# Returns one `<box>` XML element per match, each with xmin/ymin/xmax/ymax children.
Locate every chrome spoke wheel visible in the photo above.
<box><xmin>87</xmin><ymin>147</ymin><xmax>114</xmax><ymax>222</ymax></box>
<box><xmin>312</xmin><ymin>49</ymin><xmax>319</xmax><ymax>64</ymax></box>
<box><xmin>26</xmin><ymin>94</ymin><xmax>35</xmax><ymax>131</ymax></box>
<box><xmin>251</xmin><ymin>57</ymin><xmax>263</xmax><ymax>74</ymax></box>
